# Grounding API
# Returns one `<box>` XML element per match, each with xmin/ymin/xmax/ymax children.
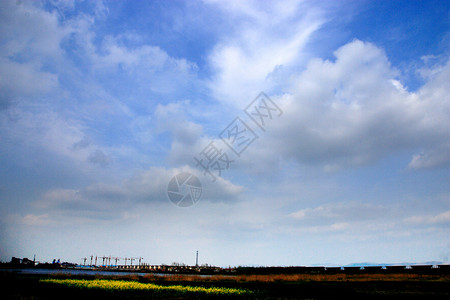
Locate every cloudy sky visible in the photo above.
<box><xmin>0</xmin><ymin>0</ymin><xmax>449</xmax><ymax>267</ymax></box>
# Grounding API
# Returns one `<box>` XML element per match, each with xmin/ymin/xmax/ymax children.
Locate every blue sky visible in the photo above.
<box><xmin>0</xmin><ymin>0</ymin><xmax>449</xmax><ymax>267</ymax></box>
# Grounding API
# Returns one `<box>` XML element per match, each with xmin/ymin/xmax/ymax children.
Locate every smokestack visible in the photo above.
<box><xmin>196</xmin><ymin>250</ymin><xmax>198</xmax><ymax>267</ymax></box>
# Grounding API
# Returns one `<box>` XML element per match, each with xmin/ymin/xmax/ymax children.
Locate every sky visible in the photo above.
<box><xmin>0</xmin><ymin>0</ymin><xmax>449</xmax><ymax>267</ymax></box>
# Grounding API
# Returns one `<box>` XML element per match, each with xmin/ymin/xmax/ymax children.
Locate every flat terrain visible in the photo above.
<box><xmin>2</xmin><ymin>271</ymin><xmax>449</xmax><ymax>299</ymax></box>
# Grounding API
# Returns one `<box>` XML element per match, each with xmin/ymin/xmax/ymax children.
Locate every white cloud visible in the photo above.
<box><xmin>0</xmin><ymin>107</ymin><xmax>113</xmax><ymax>170</ymax></box>
<box><xmin>0</xmin><ymin>58</ymin><xmax>58</xmax><ymax>109</ymax></box>
<box><xmin>289</xmin><ymin>202</ymin><xmax>389</xmax><ymax>223</ymax></box>
<box><xmin>197</xmin><ymin>2</ymin><xmax>450</xmax><ymax>173</ymax></box>
<box><xmin>237</xmin><ymin>40</ymin><xmax>450</xmax><ymax>171</ymax></box>
<box><xmin>0</xmin><ymin>0</ymin><xmax>203</xmax><ymax>171</ymax></box>
<box><xmin>285</xmin><ymin>199</ymin><xmax>450</xmax><ymax>238</ymax></box>
<box><xmin>0</xmin><ymin>0</ymin><xmax>67</xmax><ymax>58</ymax></box>
<box><xmin>407</xmin><ymin>59</ymin><xmax>450</xmax><ymax>169</ymax></box>
<box><xmin>0</xmin><ymin>0</ymin><xmax>67</xmax><ymax>109</ymax></box>
<box><xmin>207</xmin><ymin>0</ymin><xmax>324</xmax><ymax>106</ymax></box>
<box><xmin>405</xmin><ymin>211</ymin><xmax>450</xmax><ymax>225</ymax></box>
<box><xmin>124</xmin><ymin>166</ymin><xmax>243</xmax><ymax>204</ymax></box>
<box><xmin>84</xmin><ymin>34</ymin><xmax>199</xmax><ymax>96</ymax></box>
<box><xmin>154</xmin><ymin>101</ymin><xmax>206</xmax><ymax>165</ymax></box>
<box><xmin>408</xmin><ymin>142</ymin><xmax>450</xmax><ymax>169</ymax></box>
<box><xmin>33</xmin><ymin>165</ymin><xmax>243</xmax><ymax>221</ymax></box>
<box><xmin>10</xmin><ymin>213</ymin><xmax>52</xmax><ymax>226</ymax></box>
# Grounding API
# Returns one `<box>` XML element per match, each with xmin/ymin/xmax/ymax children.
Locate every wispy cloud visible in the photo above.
<box><xmin>405</xmin><ymin>211</ymin><xmax>450</xmax><ymax>225</ymax></box>
<box><xmin>207</xmin><ymin>0</ymin><xmax>324</xmax><ymax>106</ymax></box>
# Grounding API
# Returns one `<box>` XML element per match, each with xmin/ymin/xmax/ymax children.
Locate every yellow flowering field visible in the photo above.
<box><xmin>40</xmin><ymin>278</ymin><xmax>253</xmax><ymax>297</ymax></box>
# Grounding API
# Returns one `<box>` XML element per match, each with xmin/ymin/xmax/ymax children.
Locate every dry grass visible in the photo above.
<box><xmin>45</xmin><ymin>271</ymin><xmax>450</xmax><ymax>283</ymax></box>
<box><xmin>142</xmin><ymin>273</ymin><xmax>450</xmax><ymax>283</ymax></box>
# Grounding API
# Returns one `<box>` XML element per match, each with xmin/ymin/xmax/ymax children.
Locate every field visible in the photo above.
<box><xmin>2</xmin><ymin>271</ymin><xmax>450</xmax><ymax>299</ymax></box>
<box><xmin>40</xmin><ymin>278</ymin><xmax>253</xmax><ymax>297</ymax></box>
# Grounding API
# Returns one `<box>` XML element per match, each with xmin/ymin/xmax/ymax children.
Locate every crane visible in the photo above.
<box><xmin>130</xmin><ymin>257</ymin><xmax>137</xmax><ymax>266</ymax></box>
<box><xmin>113</xmin><ymin>257</ymin><xmax>121</xmax><ymax>267</ymax></box>
<box><xmin>101</xmin><ymin>256</ymin><xmax>108</xmax><ymax>267</ymax></box>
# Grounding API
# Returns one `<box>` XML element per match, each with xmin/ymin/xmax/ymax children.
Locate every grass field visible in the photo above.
<box><xmin>2</xmin><ymin>271</ymin><xmax>449</xmax><ymax>299</ymax></box>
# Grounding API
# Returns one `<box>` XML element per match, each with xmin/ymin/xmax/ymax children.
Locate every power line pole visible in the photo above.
<box><xmin>196</xmin><ymin>251</ymin><xmax>198</xmax><ymax>267</ymax></box>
